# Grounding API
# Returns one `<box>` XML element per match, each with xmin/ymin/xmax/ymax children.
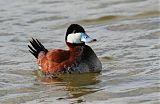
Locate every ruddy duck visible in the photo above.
<box><xmin>28</xmin><ymin>24</ymin><xmax>102</xmax><ymax>76</ymax></box>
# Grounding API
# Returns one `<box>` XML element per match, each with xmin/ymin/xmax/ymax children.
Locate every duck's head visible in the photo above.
<box><xmin>65</xmin><ymin>24</ymin><xmax>96</xmax><ymax>46</ymax></box>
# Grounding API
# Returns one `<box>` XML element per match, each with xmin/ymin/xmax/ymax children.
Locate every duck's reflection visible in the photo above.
<box><xmin>34</xmin><ymin>70</ymin><xmax>101</xmax><ymax>99</ymax></box>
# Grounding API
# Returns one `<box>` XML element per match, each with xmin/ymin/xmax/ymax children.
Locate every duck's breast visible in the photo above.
<box><xmin>67</xmin><ymin>45</ymin><xmax>102</xmax><ymax>73</ymax></box>
<box><xmin>80</xmin><ymin>45</ymin><xmax>102</xmax><ymax>72</ymax></box>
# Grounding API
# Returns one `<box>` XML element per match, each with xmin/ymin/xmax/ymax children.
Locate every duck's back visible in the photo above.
<box><xmin>46</xmin><ymin>49</ymin><xmax>70</xmax><ymax>63</ymax></box>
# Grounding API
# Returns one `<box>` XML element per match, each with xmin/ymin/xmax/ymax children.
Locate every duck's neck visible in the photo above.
<box><xmin>66</xmin><ymin>42</ymin><xmax>84</xmax><ymax>59</ymax></box>
<box><xmin>66</xmin><ymin>42</ymin><xmax>85</xmax><ymax>47</ymax></box>
<box><xmin>70</xmin><ymin>46</ymin><xmax>83</xmax><ymax>56</ymax></box>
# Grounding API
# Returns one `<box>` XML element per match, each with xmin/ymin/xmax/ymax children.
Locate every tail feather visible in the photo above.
<box><xmin>28</xmin><ymin>38</ymin><xmax>48</xmax><ymax>58</ymax></box>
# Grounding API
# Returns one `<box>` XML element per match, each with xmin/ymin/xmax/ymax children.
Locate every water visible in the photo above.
<box><xmin>0</xmin><ymin>0</ymin><xmax>159</xmax><ymax>104</ymax></box>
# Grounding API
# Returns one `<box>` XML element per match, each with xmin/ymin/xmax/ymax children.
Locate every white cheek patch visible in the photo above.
<box><xmin>67</xmin><ymin>33</ymin><xmax>82</xmax><ymax>43</ymax></box>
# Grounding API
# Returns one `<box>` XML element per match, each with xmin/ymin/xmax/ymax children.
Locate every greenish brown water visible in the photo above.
<box><xmin>0</xmin><ymin>0</ymin><xmax>159</xmax><ymax>104</ymax></box>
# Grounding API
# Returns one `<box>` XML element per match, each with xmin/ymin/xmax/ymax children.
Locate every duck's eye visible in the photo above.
<box><xmin>84</xmin><ymin>36</ymin><xmax>87</xmax><ymax>38</ymax></box>
<box><xmin>72</xmin><ymin>30</ymin><xmax>76</xmax><ymax>33</ymax></box>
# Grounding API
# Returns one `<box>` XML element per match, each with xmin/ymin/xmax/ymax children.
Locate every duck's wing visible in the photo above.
<box><xmin>28</xmin><ymin>38</ymin><xmax>48</xmax><ymax>58</ymax></box>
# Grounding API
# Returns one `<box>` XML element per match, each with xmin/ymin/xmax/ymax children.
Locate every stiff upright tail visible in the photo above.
<box><xmin>28</xmin><ymin>38</ymin><xmax>48</xmax><ymax>58</ymax></box>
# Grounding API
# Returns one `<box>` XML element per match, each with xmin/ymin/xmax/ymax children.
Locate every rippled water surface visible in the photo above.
<box><xmin>0</xmin><ymin>0</ymin><xmax>160</xmax><ymax>104</ymax></box>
